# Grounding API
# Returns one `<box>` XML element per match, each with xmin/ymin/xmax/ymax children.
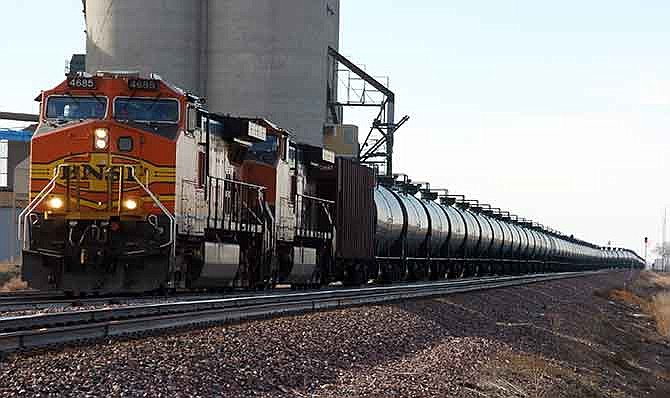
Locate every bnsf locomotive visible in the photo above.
<box><xmin>19</xmin><ymin>72</ymin><xmax>644</xmax><ymax>294</ymax></box>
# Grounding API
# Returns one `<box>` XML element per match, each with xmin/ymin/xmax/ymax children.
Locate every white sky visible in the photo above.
<box><xmin>340</xmin><ymin>1</ymin><xmax>670</xmax><ymax>258</ymax></box>
<box><xmin>1</xmin><ymin>0</ymin><xmax>668</xmax><ymax>257</ymax></box>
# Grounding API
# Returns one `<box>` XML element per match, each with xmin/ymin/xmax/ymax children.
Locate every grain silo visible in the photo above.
<box><xmin>83</xmin><ymin>0</ymin><xmax>340</xmax><ymax>147</ymax></box>
<box><xmin>83</xmin><ymin>0</ymin><xmax>202</xmax><ymax>96</ymax></box>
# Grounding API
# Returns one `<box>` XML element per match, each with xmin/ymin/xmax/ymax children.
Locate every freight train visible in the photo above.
<box><xmin>18</xmin><ymin>72</ymin><xmax>644</xmax><ymax>294</ymax></box>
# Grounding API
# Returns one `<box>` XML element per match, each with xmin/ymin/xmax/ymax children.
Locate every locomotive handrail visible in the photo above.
<box><xmin>127</xmin><ymin>166</ymin><xmax>176</xmax><ymax>257</ymax></box>
<box><xmin>295</xmin><ymin>193</ymin><xmax>334</xmax><ymax>238</ymax></box>
<box><xmin>221</xmin><ymin>177</ymin><xmax>267</xmax><ymax>191</ymax></box>
<box><xmin>296</xmin><ymin>193</ymin><xmax>335</xmax><ymax>205</ymax></box>
<box><xmin>17</xmin><ymin>164</ymin><xmax>69</xmax><ymax>250</ymax></box>
<box><xmin>206</xmin><ymin>177</ymin><xmax>267</xmax><ymax>232</ymax></box>
<box><xmin>242</xmin><ymin>202</ymin><xmax>264</xmax><ymax>225</ymax></box>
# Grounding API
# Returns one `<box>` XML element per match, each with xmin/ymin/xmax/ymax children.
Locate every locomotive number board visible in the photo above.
<box><xmin>68</xmin><ymin>77</ymin><xmax>96</xmax><ymax>89</ymax></box>
<box><xmin>128</xmin><ymin>79</ymin><xmax>160</xmax><ymax>90</ymax></box>
<box><xmin>247</xmin><ymin>121</ymin><xmax>267</xmax><ymax>141</ymax></box>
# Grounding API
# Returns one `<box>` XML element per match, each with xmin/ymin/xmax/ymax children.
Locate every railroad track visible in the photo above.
<box><xmin>0</xmin><ymin>292</ymin><xmax>118</xmax><ymax>313</ymax></box>
<box><xmin>0</xmin><ymin>273</ymin><xmax>554</xmax><ymax>314</ymax></box>
<box><xmin>0</xmin><ymin>272</ymin><xmax>562</xmax><ymax>313</ymax></box>
<box><xmin>0</xmin><ymin>289</ymin><xmax>297</xmax><ymax>313</ymax></box>
<box><xmin>0</xmin><ymin>271</ymin><xmax>602</xmax><ymax>353</ymax></box>
<box><xmin>0</xmin><ymin>291</ymin><xmax>231</xmax><ymax>313</ymax></box>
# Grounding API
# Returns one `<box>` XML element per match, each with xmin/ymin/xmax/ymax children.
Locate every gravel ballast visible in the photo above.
<box><xmin>1</xmin><ymin>271</ymin><xmax>669</xmax><ymax>397</ymax></box>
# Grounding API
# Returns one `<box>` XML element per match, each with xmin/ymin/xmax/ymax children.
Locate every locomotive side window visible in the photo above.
<box><xmin>248</xmin><ymin>135</ymin><xmax>279</xmax><ymax>165</ymax></box>
<box><xmin>46</xmin><ymin>96</ymin><xmax>107</xmax><ymax>120</ymax></box>
<box><xmin>113</xmin><ymin>98</ymin><xmax>179</xmax><ymax>123</ymax></box>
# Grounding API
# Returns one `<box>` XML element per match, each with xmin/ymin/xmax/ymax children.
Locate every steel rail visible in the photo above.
<box><xmin>0</xmin><ymin>290</ymin><xmax>297</xmax><ymax>313</ymax></box>
<box><xmin>0</xmin><ymin>271</ymin><xmax>603</xmax><ymax>353</ymax></box>
<box><xmin>0</xmin><ymin>273</ymin><xmax>526</xmax><ymax>313</ymax></box>
<box><xmin>0</xmin><ymin>294</ymin><xmax>226</xmax><ymax>313</ymax></box>
<box><xmin>0</xmin><ymin>273</ymin><xmax>548</xmax><ymax>330</ymax></box>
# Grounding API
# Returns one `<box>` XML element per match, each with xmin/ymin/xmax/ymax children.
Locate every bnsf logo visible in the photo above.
<box><xmin>59</xmin><ymin>164</ymin><xmax>130</xmax><ymax>182</ymax></box>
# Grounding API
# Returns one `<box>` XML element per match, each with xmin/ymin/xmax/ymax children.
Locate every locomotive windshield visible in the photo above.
<box><xmin>250</xmin><ymin>135</ymin><xmax>278</xmax><ymax>153</ymax></box>
<box><xmin>46</xmin><ymin>96</ymin><xmax>107</xmax><ymax>120</ymax></box>
<box><xmin>113</xmin><ymin>98</ymin><xmax>179</xmax><ymax>123</ymax></box>
<box><xmin>248</xmin><ymin>135</ymin><xmax>279</xmax><ymax>165</ymax></box>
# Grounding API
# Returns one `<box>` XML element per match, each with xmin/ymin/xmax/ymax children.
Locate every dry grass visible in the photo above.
<box><xmin>0</xmin><ymin>263</ymin><xmax>26</xmax><ymax>292</ymax></box>
<box><xmin>598</xmin><ymin>272</ymin><xmax>670</xmax><ymax>338</ymax></box>
<box><xmin>0</xmin><ymin>263</ymin><xmax>19</xmax><ymax>274</ymax></box>
<box><xmin>648</xmin><ymin>293</ymin><xmax>670</xmax><ymax>337</ymax></box>
<box><xmin>636</xmin><ymin>272</ymin><xmax>670</xmax><ymax>338</ymax></box>
<box><xmin>647</xmin><ymin>272</ymin><xmax>670</xmax><ymax>289</ymax></box>
<box><xmin>608</xmin><ymin>288</ymin><xmax>649</xmax><ymax>308</ymax></box>
<box><xmin>0</xmin><ymin>276</ymin><xmax>27</xmax><ymax>292</ymax></box>
<box><xmin>475</xmin><ymin>352</ymin><xmax>601</xmax><ymax>398</ymax></box>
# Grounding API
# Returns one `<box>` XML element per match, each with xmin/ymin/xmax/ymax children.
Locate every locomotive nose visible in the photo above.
<box><xmin>33</xmin><ymin>121</ymin><xmax>147</xmax><ymax>216</ymax></box>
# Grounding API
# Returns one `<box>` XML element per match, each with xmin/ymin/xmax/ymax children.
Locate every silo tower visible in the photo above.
<box><xmin>83</xmin><ymin>0</ymin><xmax>340</xmax><ymax>147</ymax></box>
<box><xmin>83</xmin><ymin>0</ymin><xmax>202</xmax><ymax>97</ymax></box>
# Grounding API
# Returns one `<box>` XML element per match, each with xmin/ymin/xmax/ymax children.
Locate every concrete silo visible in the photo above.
<box><xmin>83</xmin><ymin>0</ymin><xmax>202</xmax><ymax>95</ymax></box>
<box><xmin>83</xmin><ymin>0</ymin><xmax>340</xmax><ymax>147</ymax></box>
<box><xmin>206</xmin><ymin>0</ymin><xmax>339</xmax><ymax>146</ymax></box>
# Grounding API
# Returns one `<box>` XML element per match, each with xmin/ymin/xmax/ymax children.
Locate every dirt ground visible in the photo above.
<box><xmin>459</xmin><ymin>270</ymin><xmax>670</xmax><ymax>398</ymax></box>
<box><xmin>2</xmin><ymin>270</ymin><xmax>670</xmax><ymax>397</ymax></box>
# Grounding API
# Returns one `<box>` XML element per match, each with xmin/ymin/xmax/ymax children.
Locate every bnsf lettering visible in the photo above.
<box><xmin>59</xmin><ymin>165</ymin><xmax>131</xmax><ymax>181</ymax></box>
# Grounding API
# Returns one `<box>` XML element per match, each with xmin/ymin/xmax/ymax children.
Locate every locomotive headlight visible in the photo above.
<box><xmin>94</xmin><ymin>128</ymin><xmax>109</xmax><ymax>139</ymax></box>
<box><xmin>123</xmin><ymin>199</ymin><xmax>138</xmax><ymax>210</ymax></box>
<box><xmin>47</xmin><ymin>197</ymin><xmax>64</xmax><ymax>210</ymax></box>
<box><xmin>94</xmin><ymin>128</ymin><xmax>109</xmax><ymax>150</ymax></box>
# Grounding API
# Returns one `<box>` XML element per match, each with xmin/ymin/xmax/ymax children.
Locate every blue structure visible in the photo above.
<box><xmin>0</xmin><ymin>128</ymin><xmax>32</xmax><ymax>142</ymax></box>
<box><xmin>0</xmin><ymin>128</ymin><xmax>32</xmax><ymax>264</ymax></box>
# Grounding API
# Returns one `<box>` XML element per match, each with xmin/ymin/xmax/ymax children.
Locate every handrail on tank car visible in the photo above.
<box><xmin>17</xmin><ymin>163</ymin><xmax>69</xmax><ymax>250</ymax></box>
<box><xmin>127</xmin><ymin>166</ymin><xmax>176</xmax><ymax>258</ymax></box>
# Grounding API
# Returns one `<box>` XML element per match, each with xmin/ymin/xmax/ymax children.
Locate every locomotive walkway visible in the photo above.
<box><xmin>0</xmin><ymin>271</ymin><xmax>601</xmax><ymax>353</ymax></box>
